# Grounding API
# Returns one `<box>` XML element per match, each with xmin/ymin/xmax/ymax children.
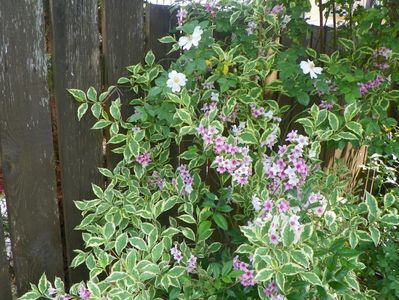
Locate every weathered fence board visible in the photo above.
<box><xmin>0</xmin><ymin>214</ymin><xmax>12</xmax><ymax>300</ymax></box>
<box><xmin>147</xmin><ymin>4</ymin><xmax>176</xmax><ymax>66</ymax></box>
<box><xmin>0</xmin><ymin>0</ymin><xmax>64</xmax><ymax>294</ymax></box>
<box><xmin>102</xmin><ymin>0</ymin><xmax>145</xmax><ymax>168</ymax></box>
<box><xmin>50</xmin><ymin>0</ymin><xmax>103</xmax><ymax>284</ymax></box>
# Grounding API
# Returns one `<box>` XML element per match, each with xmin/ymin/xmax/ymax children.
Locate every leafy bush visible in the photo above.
<box><xmin>21</xmin><ymin>0</ymin><xmax>399</xmax><ymax>299</ymax></box>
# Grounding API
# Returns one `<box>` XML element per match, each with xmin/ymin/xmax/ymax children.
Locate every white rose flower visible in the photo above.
<box><xmin>178</xmin><ymin>26</ymin><xmax>203</xmax><ymax>51</ymax></box>
<box><xmin>300</xmin><ymin>59</ymin><xmax>323</xmax><ymax>79</ymax></box>
<box><xmin>166</xmin><ymin>70</ymin><xmax>187</xmax><ymax>93</ymax></box>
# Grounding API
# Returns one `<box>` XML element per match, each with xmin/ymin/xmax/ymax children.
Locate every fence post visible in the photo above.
<box><xmin>50</xmin><ymin>0</ymin><xmax>103</xmax><ymax>284</ymax></box>
<box><xmin>0</xmin><ymin>213</ymin><xmax>12</xmax><ymax>299</ymax></box>
<box><xmin>0</xmin><ymin>0</ymin><xmax>64</xmax><ymax>294</ymax></box>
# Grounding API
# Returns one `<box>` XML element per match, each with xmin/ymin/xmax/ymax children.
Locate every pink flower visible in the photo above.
<box><xmin>269</xmin><ymin>232</ymin><xmax>280</xmax><ymax>245</ymax></box>
<box><xmin>136</xmin><ymin>152</ymin><xmax>151</xmax><ymax>167</ymax></box>
<box><xmin>187</xmin><ymin>255</ymin><xmax>197</xmax><ymax>273</ymax></box>
<box><xmin>264</xmin><ymin>199</ymin><xmax>273</xmax><ymax>212</ymax></box>
<box><xmin>171</xmin><ymin>244</ymin><xmax>183</xmax><ymax>263</ymax></box>
<box><xmin>271</xmin><ymin>4</ymin><xmax>284</xmax><ymax>14</ymax></box>
<box><xmin>240</xmin><ymin>270</ymin><xmax>256</xmax><ymax>286</ymax></box>
<box><xmin>277</xmin><ymin>200</ymin><xmax>290</xmax><ymax>213</ymax></box>
<box><xmin>79</xmin><ymin>285</ymin><xmax>90</xmax><ymax>300</ymax></box>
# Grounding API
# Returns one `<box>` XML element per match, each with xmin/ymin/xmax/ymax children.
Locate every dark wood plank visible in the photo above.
<box><xmin>147</xmin><ymin>4</ymin><xmax>177</xmax><ymax>67</ymax></box>
<box><xmin>50</xmin><ymin>0</ymin><xmax>103</xmax><ymax>284</ymax></box>
<box><xmin>102</xmin><ymin>0</ymin><xmax>145</xmax><ymax>168</ymax></box>
<box><xmin>0</xmin><ymin>210</ymin><xmax>12</xmax><ymax>300</ymax></box>
<box><xmin>0</xmin><ymin>0</ymin><xmax>64</xmax><ymax>294</ymax></box>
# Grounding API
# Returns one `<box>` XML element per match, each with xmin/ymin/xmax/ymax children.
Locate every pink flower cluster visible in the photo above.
<box><xmin>233</xmin><ymin>256</ymin><xmax>256</xmax><ymax>286</ymax></box>
<box><xmin>250</xmin><ymin>103</ymin><xmax>273</xmax><ymax>118</ymax></box>
<box><xmin>150</xmin><ymin>171</ymin><xmax>166</xmax><ymax>190</ymax></box>
<box><xmin>319</xmin><ymin>100</ymin><xmax>334</xmax><ymax>110</ymax></box>
<box><xmin>263</xmin><ymin>130</ymin><xmax>310</xmax><ymax>192</ymax></box>
<box><xmin>204</xmin><ymin>0</ymin><xmax>217</xmax><ymax>17</ymax></box>
<box><xmin>171</xmin><ymin>244</ymin><xmax>183</xmax><ymax>262</ymax></box>
<box><xmin>176</xmin><ymin>8</ymin><xmax>188</xmax><ymax>26</ymax></box>
<box><xmin>79</xmin><ymin>285</ymin><xmax>91</xmax><ymax>300</ymax></box>
<box><xmin>187</xmin><ymin>255</ymin><xmax>197</xmax><ymax>273</ymax></box>
<box><xmin>358</xmin><ymin>75</ymin><xmax>384</xmax><ymax>96</ymax></box>
<box><xmin>175</xmin><ymin>164</ymin><xmax>193</xmax><ymax>195</ymax></box>
<box><xmin>271</xmin><ymin>4</ymin><xmax>284</xmax><ymax>14</ymax></box>
<box><xmin>305</xmin><ymin>192</ymin><xmax>327</xmax><ymax>217</ymax></box>
<box><xmin>136</xmin><ymin>152</ymin><xmax>151</xmax><ymax>167</ymax></box>
<box><xmin>264</xmin><ymin>280</ymin><xmax>278</xmax><ymax>297</ymax></box>
<box><xmin>201</xmin><ymin>102</ymin><xmax>218</xmax><ymax>117</ymax></box>
<box><xmin>197</xmin><ymin>125</ymin><xmax>253</xmax><ymax>186</ymax></box>
<box><xmin>262</xmin><ymin>122</ymin><xmax>280</xmax><ymax>149</ymax></box>
<box><xmin>268</xmin><ymin>213</ymin><xmax>302</xmax><ymax>245</ymax></box>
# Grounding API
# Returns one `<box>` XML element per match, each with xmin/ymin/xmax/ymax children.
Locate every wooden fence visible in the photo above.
<box><xmin>0</xmin><ymin>1</ymin><xmax>174</xmax><ymax>298</ymax></box>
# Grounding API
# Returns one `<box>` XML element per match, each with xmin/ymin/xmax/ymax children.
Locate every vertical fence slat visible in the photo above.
<box><xmin>102</xmin><ymin>0</ymin><xmax>145</xmax><ymax>168</ymax></box>
<box><xmin>0</xmin><ymin>214</ymin><xmax>12</xmax><ymax>300</ymax></box>
<box><xmin>102</xmin><ymin>0</ymin><xmax>145</xmax><ymax>89</ymax></box>
<box><xmin>50</xmin><ymin>0</ymin><xmax>102</xmax><ymax>284</ymax></box>
<box><xmin>147</xmin><ymin>4</ymin><xmax>176</xmax><ymax>66</ymax></box>
<box><xmin>0</xmin><ymin>0</ymin><xmax>64</xmax><ymax>294</ymax></box>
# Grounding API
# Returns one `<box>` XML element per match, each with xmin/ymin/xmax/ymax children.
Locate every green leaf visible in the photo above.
<box><xmin>380</xmin><ymin>214</ymin><xmax>399</xmax><ymax>226</ymax></box>
<box><xmin>19</xmin><ymin>291</ymin><xmax>41</xmax><ymax>300</ymax></box>
<box><xmin>230</xmin><ymin>10</ymin><xmax>241</xmax><ymax>25</ymax></box>
<box><xmin>349</xmin><ymin>231</ymin><xmax>359</xmax><ymax>248</ymax></box>
<box><xmin>106</xmin><ymin>271</ymin><xmax>128</xmax><ymax>282</ymax></box>
<box><xmin>108</xmin><ymin>134</ymin><xmax>126</xmax><ymax>144</ymax></box>
<box><xmin>282</xmin><ymin>225</ymin><xmax>295</xmax><ymax>247</ymax></box>
<box><xmin>87</xmin><ymin>86</ymin><xmax>97</xmax><ymax>102</ymax></box>
<box><xmin>213</xmin><ymin>213</ymin><xmax>228</xmax><ymax>230</ymax></box>
<box><xmin>297</xmin><ymin>92</ymin><xmax>310</xmax><ymax>106</ymax></box>
<box><xmin>181</xmin><ymin>227</ymin><xmax>196</xmax><ymax>241</ymax></box>
<box><xmin>87</xmin><ymin>281</ymin><xmax>101</xmax><ymax>297</ymax></box>
<box><xmin>130</xmin><ymin>236</ymin><xmax>147</xmax><ymax>252</ymax></box>
<box><xmin>300</xmin><ymin>272</ymin><xmax>322</xmax><ymax>286</ymax></box>
<box><xmin>240</xmin><ymin>131</ymin><xmax>258</xmax><ymax>144</ymax></box>
<box><xmin>276</xmin><ymin>272</ymin><xmax>285</xmax><ymax>291</ymax></box>
<box><xmin>38</xmin><ymin>274</ymin><xmax>50</xmax><ymax>293</ymax></box>
<box><xmin>145</xmin><ymin>50</ymin><xmax>156</xmax><ymax>66</ymax></box>
<box><xmin>344</xmin><ymin>103</ymin><xmax>357</xmax><ymax>122</ymax></box>
<box><xmin>91</xmin><ymin>102</ymin><xmax>102</xmax><ymax>118</ymax></box>
<box><xmin>291</xmin><ymin>250</ymin><xmax>309</xmax><ymax>268</ymax></box>
<box><xmin>365</xmin><ymin>192</ymin><xmax>380</xmax><ymax>221</ymax></box>
<box><xmin>175</xmin><ymin>109</ymin><xmax>192</xmax><ymax>125</ymax></box>
<box><xmin>338</xmin><ymin>131</ymin><xmax>358</xmax><ymax>140</ymax></box>
<box><xmin>92</xmin><ymin>119</ymin><xmax>112</xmax><ymax>129</ymax></box>
<box><xmin>159</xmin><ymin>35</ymin><xmax>176</xmax><ymax>43</ymax></box>
<box><xmin>280</xmin><ymin>263</ymin><xmax>303</xmax><ymax>275</ymax></box>
<box><xmin>384</xmin><ymin>193</ymin><xmax>396</xmax><ymax>209</ymax></box>
<box><xmin>152</xmin><ymin>242</ymin><xmax>164</xmax><ymax>262</ymax></box>
<box><xmin>103</xmin><ymin>222</ymin><xmax>115</xmax><ymax>240</ymax></box>
<box><xmin>77</xmin><ymin>103</ymin><xmax>88</xmax><ymax>120</ymax></box>
<box><xmin>254</xmin><ymin>269</ymin><xmax>274</xmax><ymax>282</ymax></box>
<box><xmin>68</xmin><ymin>88</ymin><xmax>86</xmax><ymax>102</ymax></box>
<box><xmin>369</xmin><ymin>227</ymin><xmax>380</xmax><ymax>246</ymax></box>
<box><xmin>110</xmin><ymin>100</ymin><xmax>121</xmax><ymax>120</ymax></box>
<box><xmin>168</xmin><ymin>266</ymin><xmax>186</xmax><ymax>278</ymax></box>
<box><xmin>140</xmin><ymin>263</ymin><xmax>160</xmax><ymax>280</ymax></box>
<box><xmin>345</xmin><ymin>121</ymin><xmax>363</xmax><ymax>135</ymax></box>
<box><xmin>316</xmin><ymin>109</ymin><xmax>328</xmax><ymax>127</ymax></box>
<box><xmin>178</xmin><ymin>214</ymin><xmax>196</xmax><ymax>224</ymax></box>
<box><xmin>328</xmin><ymin>112</ymin><xmax>339</xmax><ymax>131</ymax></box>
<box><xmin>115</xmin><ymin>233</ymin><xmax>129</xmax><ymax>255</ymax></box>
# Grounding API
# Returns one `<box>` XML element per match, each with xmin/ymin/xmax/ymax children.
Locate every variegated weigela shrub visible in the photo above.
<box><xmin>21</xmin><ymin>0</ymin><xmax>399</xmax><ymax>299</ymax></box>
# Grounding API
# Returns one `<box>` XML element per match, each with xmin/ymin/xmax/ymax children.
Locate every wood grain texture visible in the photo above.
<box><xmin>0</xmin><ymin>0</ymin><xmax>64</xmax><ymax>294</ymax></box>
<box><xmin>0</xmin><ymin>213</ymin><xmax>12</xmax><ymax>300</ymax></box>
<box><xmin>102</xmin><ymin>0</ymin><xmax>145</xmax><ymax>168</ymax></box>
<box><xmin>147</xmin><ymin>4</ymin><xmax>176</xmax><ymax>67</ymax></box>
<box><xmin>50</xmin><ymin>0</ymin><xmax>103</xmax><ymax>284</ymax></box>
